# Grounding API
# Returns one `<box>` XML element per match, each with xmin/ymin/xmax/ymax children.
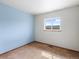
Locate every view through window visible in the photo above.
<box><xmin>44</xmin><ymin>17</ymin><xmax>61</xmax><ymax>31</ymax></box>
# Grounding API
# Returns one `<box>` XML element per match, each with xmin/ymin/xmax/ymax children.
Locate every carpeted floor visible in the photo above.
<box><xmin>0</xmin><ymin>41</ymin><xmax>79</xmax><ymax>59</ymax></box>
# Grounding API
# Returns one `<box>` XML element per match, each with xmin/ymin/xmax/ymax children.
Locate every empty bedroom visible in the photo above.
<box><xmin>0</xmin><ymin>0</ymin><xmax>79</xmax><ymax>59</ymax></box>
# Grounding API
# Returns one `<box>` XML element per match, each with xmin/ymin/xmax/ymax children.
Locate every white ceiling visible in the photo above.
<box><xmin>0</xmin><ymin>0</ymin><xmax>79</xmax><ymax>15</ymax></box>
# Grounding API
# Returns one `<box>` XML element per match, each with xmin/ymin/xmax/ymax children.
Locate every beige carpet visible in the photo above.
<box><xmin>0</xmin><ymin>41</ymin><xmax>79</xmax><ymax>59</ymax></box>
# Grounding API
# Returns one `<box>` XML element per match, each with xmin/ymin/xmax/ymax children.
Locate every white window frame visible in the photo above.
<box><xmin>44</xmin><ymin>17</ymin><xmax>61</xmax><ymax>32</ymax></box>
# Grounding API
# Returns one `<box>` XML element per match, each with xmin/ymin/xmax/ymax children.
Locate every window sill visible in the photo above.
<box><xmin>43</xmin><ymin>29</ymin><xmax>62</xmax><ymax>32</ymax></box>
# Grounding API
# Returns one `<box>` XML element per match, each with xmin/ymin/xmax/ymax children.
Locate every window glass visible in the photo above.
<box><xmin>44</xmin><ymin>17</ymin><xmax>61</xmax><ymax>31</ymax></box>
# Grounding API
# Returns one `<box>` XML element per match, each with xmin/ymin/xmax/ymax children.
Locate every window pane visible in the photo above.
<box><xmin>44</xmin><ymin>17</ymin><xmax>60</xmax><ymax>26</ymax></box>
<box><xmin>52</xmin><ymin>25</ymin><xmax>60</xmax><ymax>29</ymax></box>
<box><xmin>45</xmin><ymin>26</ymin><xmax>51</xmax><ymax>29</ymax></box>
<box><xmin>52</xmin><ymin>17</ymin><xmax>61</xmax><ymax>25</ymax></box>
<box><xmin>44</xmin><ymin>18</ymin><xmax>53</xmax><ymax>26</ymax></box>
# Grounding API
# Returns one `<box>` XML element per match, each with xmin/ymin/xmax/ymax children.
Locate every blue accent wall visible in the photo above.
<box><xmin>0</xmin><ymin>4</ymin><xmax>34</xmax><ymax>54</ymax></box>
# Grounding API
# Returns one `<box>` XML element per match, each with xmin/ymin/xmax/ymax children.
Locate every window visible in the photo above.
<box><xmin>44</xmin><ymin>17</ymin><xmax>61</xmax><ymax>32</ymax></box>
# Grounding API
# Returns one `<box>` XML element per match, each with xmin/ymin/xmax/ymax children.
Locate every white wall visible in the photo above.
<box><xmin>35</xmin><ymin>6</ymin><xmax>79</xmax><ymax>51</ymax></box>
